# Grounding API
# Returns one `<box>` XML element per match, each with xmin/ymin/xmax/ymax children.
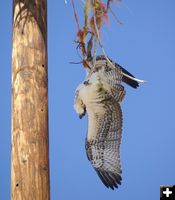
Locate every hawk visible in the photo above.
<box><xmin>74</xmin><ymin>55</ymin><xmax>143</xmax><ymax>190</ymax></box>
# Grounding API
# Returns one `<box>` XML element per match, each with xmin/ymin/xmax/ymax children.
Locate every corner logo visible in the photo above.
<box><xmin>160</xmin><ymin>185</ymin><xmax>175</xmax><ymax>199</ymax></box>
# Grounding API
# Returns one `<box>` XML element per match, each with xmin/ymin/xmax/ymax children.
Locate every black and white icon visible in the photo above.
<box><xmin>160</xmin><ymin>185</ymin><xmax>175</xmax><ymax>199</ymax></box>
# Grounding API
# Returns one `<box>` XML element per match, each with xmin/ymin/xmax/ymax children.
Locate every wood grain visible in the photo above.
<box><xmin>11</xmin><ymin>1</ymin><xmax>50</xmax><ymax>199</ymax></box>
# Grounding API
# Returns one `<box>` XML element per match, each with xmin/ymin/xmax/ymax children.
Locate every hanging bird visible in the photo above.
<box><xmin>74</xmin><ymin>55</ymin><xmax>144</xmax><ymax>190</ymax></box>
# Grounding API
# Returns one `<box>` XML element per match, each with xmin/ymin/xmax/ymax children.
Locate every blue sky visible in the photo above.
<box><xmin>0</xmin><ymin>0</ymin><xmax>175</xmax><ymax>199</ymax></box>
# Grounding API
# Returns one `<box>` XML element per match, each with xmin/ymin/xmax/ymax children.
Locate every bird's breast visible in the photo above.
<box><xmin>80</xmin><ymin>83</ymin><xmax>106</xmax><ymax>106</ymax></box>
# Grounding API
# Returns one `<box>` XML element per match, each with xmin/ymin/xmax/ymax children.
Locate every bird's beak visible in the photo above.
<box><xmin>79</xmin><ymin>112</ymin><xmax>86</xmax><ymax>119</ymax></box>
<box><xmin>79</xmin><ymin>114</ymin><xmax>83</xmax><ymax>119</ymax></box>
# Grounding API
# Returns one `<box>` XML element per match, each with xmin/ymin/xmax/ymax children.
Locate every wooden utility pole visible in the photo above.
<box><xmin>11</xmin><ymin>1</ymin><xmax>50</xmax><ymax>199</ymax></box>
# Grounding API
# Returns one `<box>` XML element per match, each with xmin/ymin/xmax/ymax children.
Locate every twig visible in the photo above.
<box><xmin>92</xmin><ymin>10</ymin><xmax>145</xmax><ymax>83</ymax></box>
<box><xmin>109</xmin><ymin>6</ymin><xmax>123</xmax><ymax>25</ymax></box>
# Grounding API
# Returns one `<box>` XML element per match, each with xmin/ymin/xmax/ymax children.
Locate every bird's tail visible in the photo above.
<box><xmin>120</xmin><ymin>66</ymin><xmax>145</xmax><ymax>88</ymax></box>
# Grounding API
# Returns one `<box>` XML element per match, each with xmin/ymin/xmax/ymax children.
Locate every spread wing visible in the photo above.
<box><xmin>94</xmin><ymin>57</ymin><xmax>126</xmax><ymax>102</ymax></box>
<box><xmin>85</xmin><ymin>100</ymin><xmax>123</xmax><ymax>190</ymax></box>
<box><xmin>96</xmin><ymin>55</ymin><xmax>139</xmax><ymax>88</ymax></box>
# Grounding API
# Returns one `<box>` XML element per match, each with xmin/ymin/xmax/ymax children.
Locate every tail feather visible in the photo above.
<box><xmin>96</xmin><ymin>55</ymin><xmax>140</xmax><ymax>89</ymax></box>
<box><xmin>117</xmin><ymin>64</ymin><xmax>139</xmax><ymax>89</ymax></box>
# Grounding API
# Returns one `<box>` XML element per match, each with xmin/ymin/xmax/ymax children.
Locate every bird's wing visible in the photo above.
<box><xmin>96</xmin><ymin>55</ymin><xmax>139</xmax><ymax>88</ymax></box>
<box><xmin>85</xmin><ymin>100</ymin><xmax>123</xmax><ymax>190</ymax></box>
<box><xmin>94</xmin><ymin>58</ymin><xmax>126</xmax><ymax>102</ymax></box>
<box><xmin>95</xmin><ymin>56</ymin><xmax>123</xmax><ymax>86</ymax></box>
